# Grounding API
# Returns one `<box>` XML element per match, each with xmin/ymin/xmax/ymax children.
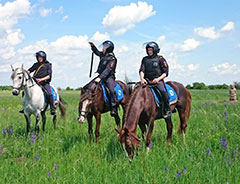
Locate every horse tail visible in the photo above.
<box><xmin>59</xmin><ymin>95</ymin><xmax>67</xmax><ymax>119</ymax></box>
<box><xmin>185</xmin><ymin>88</ymin><xmax>191</xmax><ymax>122</ymax></box>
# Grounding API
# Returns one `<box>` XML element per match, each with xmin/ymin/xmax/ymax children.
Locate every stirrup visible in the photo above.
<box><xmin>110</xmin><ymin>108</ymin><xmax>117</xmax><ymax>116</ymax></box>
<box><xmin>163</xmin><ymin>110</ymin><xmax>172</xmax><ymax>119</ymax></box>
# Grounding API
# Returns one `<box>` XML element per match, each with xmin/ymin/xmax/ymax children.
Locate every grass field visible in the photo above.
<box><xmin>0</xmin><ymin>89</ymin><xmax>240</xmax><ymax>183</ymax></box>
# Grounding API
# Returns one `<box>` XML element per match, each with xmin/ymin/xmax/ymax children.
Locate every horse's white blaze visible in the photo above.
<box><xmin>79</xmin><ymin>99</ymin><xmax>89</xmax><ymax>123</ymax></box>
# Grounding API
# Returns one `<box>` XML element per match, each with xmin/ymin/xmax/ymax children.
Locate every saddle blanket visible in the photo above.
<box><xmin>50</xmin><ymin>86</ymin><xmax>58</xmax><ymax>101</ymax></box>
<box><xmin>150</xmin><ymin>84</ymin><xmax>178</xmax><ymax>105</ymax></box>
<box><xmin>100</xmin><ymin>82</ymin><xmax>124</xmax><ymax>103</ymax></box>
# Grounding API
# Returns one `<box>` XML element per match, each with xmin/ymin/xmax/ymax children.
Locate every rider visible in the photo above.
<box><xmin>19</xmin><ymin>51</ymin><xmax>56</xmax><ymax>115</ymax></box>
<box><xmin>86</xmin><ymin>40</ymin><xmax>118</xmax><ymax>116</ymax></box>
<box><xmin>139</xmin><ymin>41</ymin><xmax>172</xmax><ymax>118</ymax></box>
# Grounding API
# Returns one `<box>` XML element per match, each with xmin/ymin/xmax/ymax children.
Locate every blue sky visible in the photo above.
<box><xmin>0</xmin><ymin>0</ymin><xmax>240</xmax><ymax>88</ymax></box>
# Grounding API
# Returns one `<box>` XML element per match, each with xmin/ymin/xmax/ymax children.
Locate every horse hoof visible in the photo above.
<box><xmin>167</xmin><ymin>141</ymin><xmax>171</xmax><ymax>147</ymax></box>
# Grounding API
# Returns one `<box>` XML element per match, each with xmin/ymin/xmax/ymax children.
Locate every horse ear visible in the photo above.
<box><xmin>10</xmin><ymin>65</ymin><xmax>14</xmax><ymax>71</ymax></box>
<box><xmin>80</xmin><ymin>87</ymin><xmax>85</xmax><ymax>95</ymax></box>
<box><xmin>21</xmin><ymin>64</ymin><xmax>24</xmax><ymax>69</ymax></box>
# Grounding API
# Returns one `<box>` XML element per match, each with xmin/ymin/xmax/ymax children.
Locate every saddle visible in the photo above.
<box><xmin>149</xmin><ymin>84</ymin><xmax>178</xmax><ymax>119</ymax></box>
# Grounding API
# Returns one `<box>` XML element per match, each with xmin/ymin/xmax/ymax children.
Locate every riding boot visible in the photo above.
<box><xmin>19</xmin><ymin>91</ymin><xmax>24</xmax><ymax>113</ymax></box>
<box><xmin>49</xmin><ymin>95</ymin><xmax>56</xmax><ymax>115</ymax></box>
<box><xmin>110</xmin><ymin>93</ymin><xmax>117</xmax><ymax>116</ymax></box>
<box><xmin>163</xmin><ymin>102</ymin><xmax>172</xmax><ymax>119</ymax></box>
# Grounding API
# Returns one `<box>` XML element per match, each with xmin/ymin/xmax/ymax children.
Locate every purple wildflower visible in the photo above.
<box><xmin>2</xmin><ymin>129</ymin><xmax>7</xmax><ymax>136</ymax></box>
<box><xmin>224</xmin><ymin>112</ymin><xmax>228</xmax><ymax>118</ymax></box>
<box><xmin>27</xmin><ymin>140</ymin><xmax>31</xmax><ymax>146</ymax></box>
<box><xmin>31</xmin><ymin>133</ymin><xmax>37</xmax><ymax>144</ymax></box>
<box><xmin>54</xmin><ymin>163</ymin><xmax>58</xmax><ymax>170</ymax></box>
<box><xmin>48</xmin><ymin>171</ymin><xmax>51</xmax><ymax>177</ymax></box>
<box><xmin>4</xmin><ymin>107</ymin><xmax>7</xmax><ymax>112</ymax></box>
<box><xmin>164</xmin><ymin>167</ymin><xmax>168</xmax><ymax>172</ymax></box>
<box><xmin>220</xmin><ymin>138</ymin><xmax>228</xmax><ymax>150</ymax></box>
<box><xmin>188</xmin><ymin>153</ymin><xmax>192</xmax><ymax>158</ymax></box>
<box><xmin>176</xmin><ymin>170</ymin><xmax>181</xmax><ymax>178</ymax></box>
<box><xmin>182</xmin><ymin>166</ymin><xmax>187</xmax><ymax>174</ymax></box>
<box><xmin>40</xmin><ymin>134</ymin><xmax>44</xmax><ymax>141</ymax></box>
<box><xmin>7</xmin><ymin>126</ymin><xmax>13</xmax><ymax>135</ymax></box>
<box><xmin>206</xmin><ymin>149</ymin><xmax>211</xmax><ymax>157</ymax></box>
<box><xmin>148</xmin><ymin>142</ymin><xmax>152</xmax><ymax>148</ymax></box>
<box><xmin>35</xmin><ymin>155</ymin><xmax>39</xmax><ymax>161</ymax></box>
<box><xmin>56</xmin><ymin>173</ymin><xmax>59</xmax><ymax>179</ymax></box>
<box><xmin>224</xmin><ymin>104</ymin><xmax>228</xmax><ymax>108</ymax></box>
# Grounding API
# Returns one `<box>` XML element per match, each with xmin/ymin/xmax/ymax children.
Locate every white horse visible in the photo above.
<box><xmin>11</xmin><ymin>65</ymin><xmax>66</xmax><ymax>134</ymax></box>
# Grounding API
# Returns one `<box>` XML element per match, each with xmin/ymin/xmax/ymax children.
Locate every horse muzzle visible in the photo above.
<box><xmin>12</xmin><ymin>89</ymin><xmax>20</xmax><ymax>96</ymax></box>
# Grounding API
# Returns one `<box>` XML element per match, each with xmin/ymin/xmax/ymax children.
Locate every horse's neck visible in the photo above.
<box><xmin>23</xmin><ymin>71</ymin><xmax>40</xmax><ymax>98</ymax></box>
<box><xmin>124</xmin><ymin>87</ymin><xmax>146</xmax><ymax>132</ymax></box>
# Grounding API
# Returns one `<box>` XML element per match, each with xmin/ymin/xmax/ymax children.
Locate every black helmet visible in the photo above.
<box><xmin>35</xmin><ymin>51</ymin><xmax>47</xmax><ymax>61</ymax></box>
<box><xmin>145</xmin><ymin>41</ymin><xmax>160</xmax><ymax>55</ymax></box>
<box><xmin>101</xmin><ymin>40</ymin><xmax>114</xmax><ymax>53</ymax></box>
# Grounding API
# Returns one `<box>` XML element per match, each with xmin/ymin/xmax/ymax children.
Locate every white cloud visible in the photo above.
<box><xmin>194</xmin><ymin>26</ymin><xmax>220</xmax><ymax>40</ymax></box>
<box><xmin>220</xmin><ymin>21</ymin><xmax>234</xmax><ymax>32</ymax></box>
<box><xmin>90</xmin><ymin>31</ymin><xmax>110</xmax><ymax>44</ymax></box>
<box><xmin>181</xmin><ymin>38</ymin><xmax>200</xmax><ymax>52</ymax></box>
<box><xmin>210</xmin><ymin>62</ymin><xmax>240</xmax><ymax>75</ymax></box>
<box><xmin>61</xmin><ymin>15</ymin><xmax>68</xmax><ymax>22</ymax></box>
<box><xmin>194</xmin><ymin>21</ymin><xmax>234</xmax><ymax>40</ymax></box>
<box><xmin>187</xmin><ymin>64</ymin><xmax>199</xmax><ymax>71</ymax></box>
<box><xmin>50</xmin><ymin>35</ymin><xmax>89</xmax><ymax>50</ymax></box>
<box><xmin>117</xmin><ymin>45</ymin><xmax>128</xmax><ymax>54</ymax></box>
<box><xmin>55</xmin><ymin>6</ymin><xmax>63</xmax><ymax>14</ymax></box>
<box><xmin>39</xmin><ymin>7</ymin><xmax>52</xmax><ymax>17</ymax></box>
<box><xmin>0</xmin><ymin>0</ymin><xmax>31</xmax><ymax>60</ymax></box>
<box><xmin>102</xmin><ymin>1</ymin><xmax>156</xmax><ymax>35</ymax></box>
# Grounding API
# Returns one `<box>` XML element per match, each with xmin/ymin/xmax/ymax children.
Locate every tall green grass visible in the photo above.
<box><xmin>0</xmin><ymin>90</ymin><xmax>240</xmax><ymax>183</ymax></box>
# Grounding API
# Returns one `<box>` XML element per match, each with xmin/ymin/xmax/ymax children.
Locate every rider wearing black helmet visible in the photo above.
<box><xmin>139</xmin><ymin>41</ymin><xmax>172</xmax><ymax>118</ymax></box>
<box><xmin>19</xmin><ymin>51</ymin><xmax>56</xmax><ymax>115</ymax></box>
<box><xmin>87</xmin><ymin>40</ymin><xmax>118</xmax><ymax>116</ymax></box>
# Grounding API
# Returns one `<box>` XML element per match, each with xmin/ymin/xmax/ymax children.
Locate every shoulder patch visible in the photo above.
<box><xmin>109</xmin><ymin>61</ymin><xmax>115</xmax><ymax>68</ymax></box>
<box><xmin>163</xmin><ymin>61</ymin><xmax>168</xmax><ymax>68</ymax></box>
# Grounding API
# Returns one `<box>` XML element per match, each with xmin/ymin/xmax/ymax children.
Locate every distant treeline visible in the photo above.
<box><xmin>1</xmin><ymin>82</ymin><xmax>240</xmax><ymax>91</ymax></box>
<box><xmin>0</xmin><ymin>86</ymin><xmax>12</xmax><ymax>91</ymax></box>
<box><xmin>186</xmin><ymin>82</ymin><xmax>240</xmax><ymax>90</ymax></box>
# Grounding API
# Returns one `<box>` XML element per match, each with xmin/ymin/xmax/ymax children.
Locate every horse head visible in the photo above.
<box><xmin>11</xmin><ymin>65</ymin><xmax>27</xmax><ymax>96</ymax></box>
<box><xmin>78</xmin><ymin>83</ymin><xmax>98</xmax><ymax>123</ymax></box>
<box><xmin>115</xmin><ymin>128</ymin><xmax>140</xmax><ymax>159</ymax></box>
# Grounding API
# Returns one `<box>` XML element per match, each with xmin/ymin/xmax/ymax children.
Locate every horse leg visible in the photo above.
<box><xmin>24</xmin><ymin>114</ymin><xmax>31</xmax><ymax>135</ymax></box>
<box><xmin>95</xmin><ymin>112</ymin><xmax>101</xmax><ymax>143</ymax></box>
<box><xmin>52</xmin><ymin>114</ymin><xmax>57</xmax><ymax>129</ymax></box>
<box><xmin>87</xmin><ymin>114</ymin><xmax>93</xmax><ymax>143</ymax></box>
<box><xmin>35</xmin><ymin>113</ymin><xmax>41</xmax><ymax>133</ymax></box>
<box><xmin>139</xmin><ymin>121</ymin><xmax>147</xmax><ymax>140</ymax></box>
<box><xmin>146</xmin><ymin>117</ymin><xmax>155</xmax><ymax>154</ymax></box>
<box><xmin>113</xmin><ymin>112</ymin><xmax>121</xmax><ymax>129</ymax></box>
<box><xmin>164</xmin><ymin>118</ymin><xmax>173</xmax><ymax>147</ymax></box>
<box><xmin>41</xmin><ymin>111</ymin><xmax>46</xmax><ymax>131</ymax></box>
<box><xmin>177</xmin><ymin>109</ymin><xmax>188</xmax><ymax>145</ymax></box>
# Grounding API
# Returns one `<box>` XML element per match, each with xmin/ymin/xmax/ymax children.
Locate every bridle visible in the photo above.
<box><xmin>79</xmin><ymin>86</ymin><xmax>98</xmax><ymax>118</ymax></box>
<box><xmin>12</xmin><ymin>70</ymin><xmax>35</xmax><ymax>91</ymax></box>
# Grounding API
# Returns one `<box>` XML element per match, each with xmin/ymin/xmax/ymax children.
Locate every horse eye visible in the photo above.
<box><xmin>18</xmin><ymin>76</ymin><xmax>22</xmax><ymax>79</ymax></box>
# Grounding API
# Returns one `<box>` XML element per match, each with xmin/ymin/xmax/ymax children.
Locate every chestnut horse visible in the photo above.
<box><xmin>78</xmin><ymin>80</ymin><xmax>131</xmax><ymax>143</ymax></box>
<box><xmin>116</xmin><ymin>81</ymin><xmax>191</xmax><ymax>159</ymax></box>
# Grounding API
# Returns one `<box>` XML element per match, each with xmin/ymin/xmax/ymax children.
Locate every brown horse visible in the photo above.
<box><xmin>115</xmin><ymin>81</ymin><xmax>191</xmax><ymax>159</ymax></box>
<box><xmin>78</xmin><ymin>80</ymin><xmax>131</xmax><ymax>143</ymax></box>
